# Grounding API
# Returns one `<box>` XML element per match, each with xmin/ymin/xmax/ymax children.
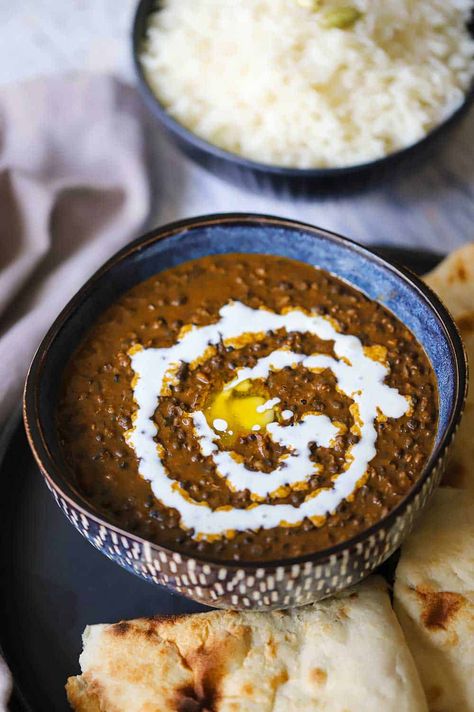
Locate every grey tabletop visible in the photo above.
<box><xmin>3</xmin><ymin>0</ymin><xmax>473</xmax><ymax>254</ymax></box>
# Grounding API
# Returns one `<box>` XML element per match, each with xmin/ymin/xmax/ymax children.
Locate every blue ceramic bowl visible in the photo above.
<box><xmin>24</xmin><ymin>214</ymin><xmax>467</xmax><ymax>610</ymax></box>
<box><xmin>132</xmin><ymin>0</ymin><xmax>474</xmax><ymax>198</ymax></box>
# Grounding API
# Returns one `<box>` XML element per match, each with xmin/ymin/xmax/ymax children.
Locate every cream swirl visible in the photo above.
<box><xmin>126</xmin><ymin>302</ymin><xmax>409</xmax><ymax>538</ymax></box>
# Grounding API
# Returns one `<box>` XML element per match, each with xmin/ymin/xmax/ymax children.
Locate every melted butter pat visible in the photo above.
<box><xmin>205</xmin><ymin>379</ymin><xmax>277</xmax><ymax>443</ymax></box>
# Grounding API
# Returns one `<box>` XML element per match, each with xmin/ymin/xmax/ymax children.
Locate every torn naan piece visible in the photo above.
<box><xmin>394</xmin><ymin>488</ymin><xmax>474</xmax><ymax>712</ymax></box>
<box><xmin>424</xmin><ymin>243</ymin><xmax>474</xmax><ymax>491</ymax></box>
<box><xmin>424</xmin><ymin>244</ymin><xmax>474</xmax><ymax>319</ymax></box>
<box><xmin>67</xmin><ymin>576</ymin><xmax>427</xmax><ymax>712</ymax></box>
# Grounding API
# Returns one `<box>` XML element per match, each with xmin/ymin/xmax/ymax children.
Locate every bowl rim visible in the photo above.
<box><xmin>132</xmin><ymin>0</ymin><xmax>474</xmax><ymax>179</ymax></box>
<box><xmin>23</xmin><ymin>213</ymin><xmax>468</xmax><ymax>570</ymax></box>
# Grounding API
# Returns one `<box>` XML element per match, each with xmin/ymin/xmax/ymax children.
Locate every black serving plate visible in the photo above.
<box><xmin>0</xmin><ymin>246</ymin><xmax>442</xmax><ymax>712</ymax></box>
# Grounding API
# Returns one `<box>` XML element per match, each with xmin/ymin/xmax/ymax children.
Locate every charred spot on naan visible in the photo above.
<box><xmin>309</xmin><ymin>667</ymin><xmax>328</xmax><ymax>686</ymax></box>
<box><xmin>110</xmin><ymin>617</ymin><xmax>182</xmax><ymax>638</ymax></box>
<box><xmin>110</xmin><ymin>621</ymin><xmax>131</xmax><ymax>636</ymax></box>
<box><xmin>452</xmin><ymin>262</ymin><xmax>468</xmax><ymax>283</ymax></box>
<box><xmin>414</xmin><ymin>587</ymin><xmax>467</xmax><ymax>632</ymax></box>
<box><xmin>174</xmin><ymin>623</ymin><xmax>253</xmax><ymax>712</ymax></box>
<box><xmin>66</xmin><ymin>677</ymin><xmax>102</xmax><ymax>712</ymax></box>
<box><xmin>175</xmin><ymin>683</ymin><xmax>217</xmax><ymax>712</ymax></box>
<box><xmin>266</xmin><ymin>636</ymin><xmax>278</xmax><ymax>659</ymax></box>
<box><xmin>427</xmin><ymin>684</ymin><xmax>443</xmax><ymax>705</ymax></box>
<box><xmin>271</xmin><ymin>670</ymin><xmax>289</xmax><ymax>687</ymax></box>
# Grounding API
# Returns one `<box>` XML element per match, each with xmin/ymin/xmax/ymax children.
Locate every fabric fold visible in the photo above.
<box><xmin>0</xmin><ymin>73</ymin><xmax>150</xmax><ymax>427</ymax></box>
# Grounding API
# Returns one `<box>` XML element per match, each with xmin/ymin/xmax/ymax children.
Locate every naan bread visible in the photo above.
<box><xmin>394</xmin><ymin>488</ymin><xmax>474</xmax><ymax>712</ymax></box>
<box><xmin>67</xmin><ymin>576</ymin><xmax>427</xmax><ymax>712</ymax></box>
<box><xmin>424</xmin><ymin>244</ymin><xmax>474</xmax><ymax>492</ymax></box>
<box><xmin>424</xmin><ymin>244</ymin><xmax>474</xmax><ymax>319</ymax></box>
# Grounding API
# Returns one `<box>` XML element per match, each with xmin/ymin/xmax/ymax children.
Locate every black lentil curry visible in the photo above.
<box><xmin>57</xmin><ymin>254</ymin><xmax>438</xmax><ymax>562</ymax></box>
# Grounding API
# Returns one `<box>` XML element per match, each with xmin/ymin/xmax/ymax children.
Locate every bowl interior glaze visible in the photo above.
<box><xmin>27</xmin><ymin>215</ymin><xmax>466</xmax><ymax>565</ymax></box>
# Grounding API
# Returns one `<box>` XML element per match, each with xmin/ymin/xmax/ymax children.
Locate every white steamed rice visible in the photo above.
<box><xmin>141</xmin><ymin>0</ymin><xmax>474</xmax><ymax>168</ymax></box>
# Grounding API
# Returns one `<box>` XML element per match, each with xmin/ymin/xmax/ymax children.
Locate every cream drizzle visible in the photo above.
<box><xmin>256</xmin><ymin>397</ymin><xmax>281</xmax><ymax>413</ymax></box>
<box><xmin>212</xmin><ymin>418</ymin><xmax>228</xmax><ymax>432</ymax></box>
<box><xmin>192</xmin><ymin>409</ymin><xmax>339</xmax><ymax>498</ymax></box>
<box><xmin>127</xmin><ymin>302</ymin><xmax>410</xmax><ymax>538</ymax></box>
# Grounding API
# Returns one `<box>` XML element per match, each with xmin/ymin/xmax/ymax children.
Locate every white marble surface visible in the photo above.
<box><xmin>2</xmin><ymin>0</ymin><xmax>474</xmax><ymax>252</ymax></box>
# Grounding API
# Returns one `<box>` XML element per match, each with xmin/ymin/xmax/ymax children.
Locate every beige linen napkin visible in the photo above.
<box><xmin>0</xmin><ymin>72</ymin><xmax>149</xmax><ymax>707</ymax></box>
<box><xmin>0</xmin><ymin>72</ymin><xmax>149</xmax><ymax>426</ymax></box>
